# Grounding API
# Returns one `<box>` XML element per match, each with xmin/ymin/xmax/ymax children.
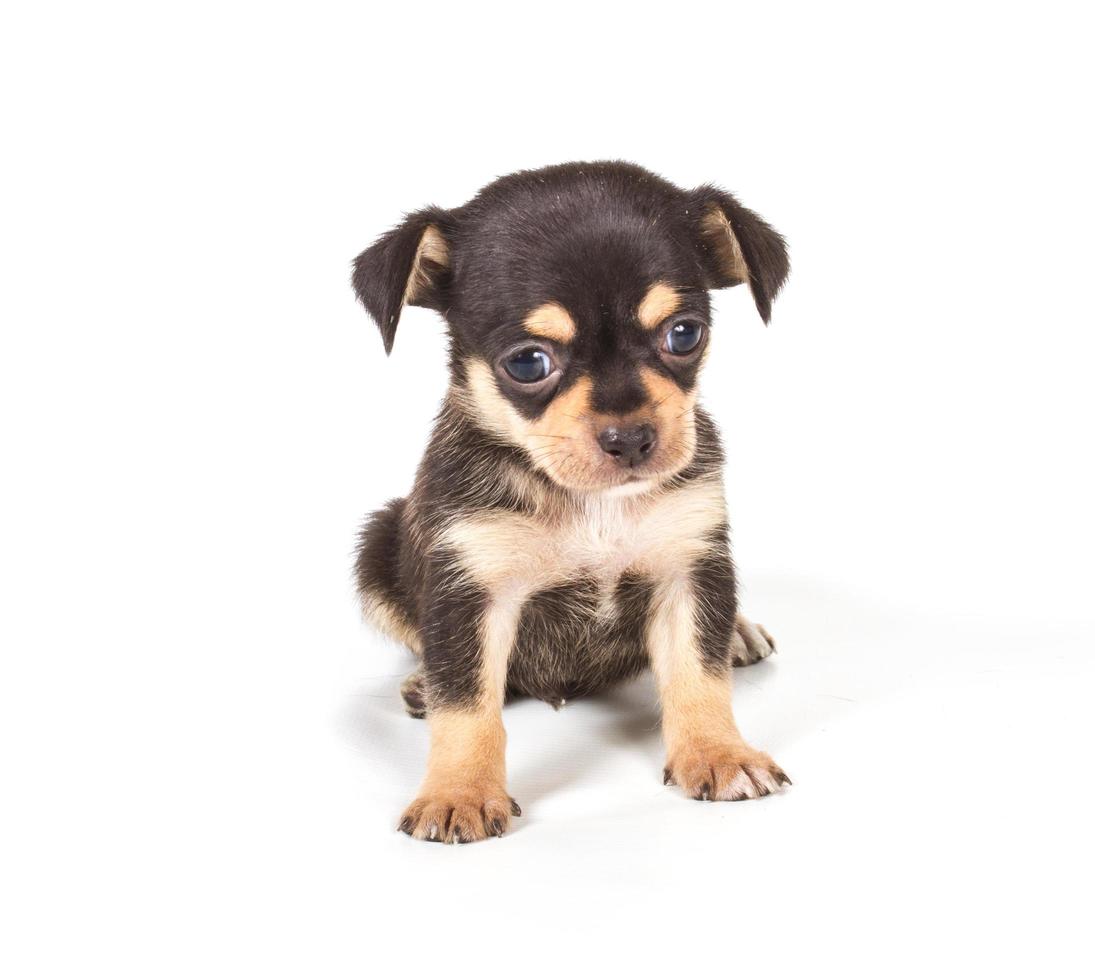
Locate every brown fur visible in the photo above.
<box><xmin>350</xmin><ymin>162</ymin><xmax>792</xmax><ymax>842</ymax></box>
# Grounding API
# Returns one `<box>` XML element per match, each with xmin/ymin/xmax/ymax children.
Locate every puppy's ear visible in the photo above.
<box><xmin>689</xmin><ymin>187</ymin><xmax>789</xmax><ymax>324</ymax></box>
<box><xmin>351</xmin><ymin>208</ymin><xmax>453</xmax><ymax>354</ymax></box>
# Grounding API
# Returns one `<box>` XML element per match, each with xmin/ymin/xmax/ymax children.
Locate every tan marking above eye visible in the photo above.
<box><xmin>637</xmin><ymin>282</ymin><xmax>682</xmax><ymax>330</ymax></box>
<box><xmin>523</xmin><ymin>302</ymin><xmax>576</xmax><ymax>344</ymax></box>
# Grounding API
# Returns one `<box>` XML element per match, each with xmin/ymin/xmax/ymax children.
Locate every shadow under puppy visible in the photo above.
<box><xmin>352</xmin><ymin>161</ymin><xmax>791</xmax><ymax>843</ymax></box>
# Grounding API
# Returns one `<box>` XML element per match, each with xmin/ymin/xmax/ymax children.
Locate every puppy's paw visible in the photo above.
<box><xmin>400</xmin><ymin>670</ymin><xmax>427</xmax><ymax>719</ymax></box>
<box><xmin>730</xmin><ymin>614</ymin><xmax>777</xmax><ymax>666</ymax></box>
<box><xmin>398</xmin><ymin>784</ymin><xmax>521</xmax><ymax>843</ymax></box>
<box><xmin>664</xmin><ymin>742</ymin><xmax>791</xmax><ymax>801</ymax></box>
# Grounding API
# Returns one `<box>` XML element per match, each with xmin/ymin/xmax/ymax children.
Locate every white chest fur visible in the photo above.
<box><xmin>440</xmin><ymin>475</ymin><xmax>727</xmax><ymax>602</ymax></box>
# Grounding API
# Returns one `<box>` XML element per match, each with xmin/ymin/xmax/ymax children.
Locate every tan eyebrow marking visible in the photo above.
<box><xmin>637</xmin><ymin>282</ymin><xmax>682</xmax><ymax>330</ymax></box>
<box><xmin>523</xmin><ymin>302</ymin><xmax>576</xmax><ymax>344</ymax></box>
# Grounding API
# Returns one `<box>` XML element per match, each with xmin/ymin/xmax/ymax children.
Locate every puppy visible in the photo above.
<box><xmin>352</xmin><ymin>161</ymin><xmax>790</xmax><ymax>843</ymax></box>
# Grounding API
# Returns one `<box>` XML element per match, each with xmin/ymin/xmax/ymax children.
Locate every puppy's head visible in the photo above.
<box><xmin>352</xmin><ymin>162</ymin><xmax>788</xmax><ymax>493</ymax></box>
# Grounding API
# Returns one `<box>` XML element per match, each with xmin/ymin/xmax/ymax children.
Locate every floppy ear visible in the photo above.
<box><xmin>689</xmin><ymin>187</ymin><xmax>789</xmax><ymax>324</ymax></box>
<box><xmin>351</xmin><ymin>207</ymin><xmax>453</xmax><ymax>354</ymax></box>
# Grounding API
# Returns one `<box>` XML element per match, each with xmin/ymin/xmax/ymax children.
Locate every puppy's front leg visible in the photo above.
<box><xmin>649</xmin><ymin>569</ymin><xmax>790</xmax><ymax>801</ymax></box>
<box><xmin>398</xmin><ymin>589</ymin><xmax>522</xmax><ymax>843</ymax></box>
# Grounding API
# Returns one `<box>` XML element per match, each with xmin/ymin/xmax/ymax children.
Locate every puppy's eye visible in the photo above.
<box><xmin>664</xmin><ymin>320</ymin><xmax>704</xmax><ymax>355</ymax></box>
<box><xmin>504</xmin><ymin>349</ymin><xmax>554</xmax><ymax>383</ymax></box>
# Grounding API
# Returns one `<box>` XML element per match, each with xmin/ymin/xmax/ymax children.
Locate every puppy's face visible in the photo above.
<box><xmin>353</xmin><ymin>163</ymin><xmax>789</xmax><ymax>493</ymax></box>
<box><xmin>457</xmin><ymin>270</ymin><xmax>710</xmax><ymax>495</ymax></box>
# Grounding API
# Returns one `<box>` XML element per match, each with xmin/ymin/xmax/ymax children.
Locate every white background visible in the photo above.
<box><xmin>3</xmin><ymin>2</ymin><xmax>1093</xmax><ymax>976</ymax></box>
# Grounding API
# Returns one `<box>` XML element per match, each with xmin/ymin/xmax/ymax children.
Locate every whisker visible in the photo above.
<box><xmin>527</xmin><ymin>453</ymin><xmax>565</xmax><ymax>468</ymax></box>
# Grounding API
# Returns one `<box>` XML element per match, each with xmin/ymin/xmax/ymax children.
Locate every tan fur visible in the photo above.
<box><xmin>699</xmin><ymin>206</ymin><xmax>750</xmax><ymax>285</ymax></box>
<box><xmin>648</xmin><ymin>575</ymin><xmax>788</xmax><ymax>800</ymax></box>
<box><xmin>398</xmin><ymin>709</ymin><xmax>514</xmax><ymax>842</ymax></box>
<box><xmin>460</xmin><ymin>360</ymin><xmax>698</xmax><ymax>492</ymax></box>
<box><xmin>361</xmin><ymin>594</ymin><xmax>422</xmax><ymax>655</ymax></box>
<box><xmin>477</xmin><ymin>592</ymin><xmax>525</xmax><ymax>705</ymax></box>
<box><xmin>524</xmin><ymin>302</ymin><xmax>577</xmax><ymax>344</ymax></box>
<box><xmin>647</xmin><ymin>574</ymin><xmax>738</xmax><ymax>749</ymax></box>
<box><xmin>439</xmin><ymin>473</ymin><xmax>727</xmax><ymax>595</ymax></box>
<box><xmin>461</xmin><ymin>364</ymin><xmax>605</xmax><ymax>490</ymax></box>
<box><xmin>398</xmin><ymin>594</ymin><xmax>524</xmax><ymax>842</ymax></box>
<box><xmin>402</xmin><ymin>224</ymin><xmax>450</xmax><ymax>305</ymax></box>
<box><xmin>637</xmin><ymin>281</ymin><xmax>682</xmax><ymax>329</ymax></box>
<box><xmin>637</xmin><ymin>365</ymin><xmax>697</xmax><ymax>478</ymax></box>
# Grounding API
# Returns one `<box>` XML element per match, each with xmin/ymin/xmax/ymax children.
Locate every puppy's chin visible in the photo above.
<box><xmin>536</xmin><ymin>447</ymin><xmax>694</xmax><ymax>496</ymax></box>
<box><xmin>540</xmin><ymin>468</ymin><xmax>658</xmax><ymax>496</ymax></box>
<box><xmin>599</xmin><ymin>478</ymin><xmax>658</xmax><ymax>498</ymax></box>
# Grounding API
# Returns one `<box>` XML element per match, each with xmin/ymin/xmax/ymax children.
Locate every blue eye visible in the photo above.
<box><xmin>504</xmin><ymin>349</ymin><xmax>553</xmax><ymax>383</ymax></box>
<box><xmin>665</xmin><ymin>320</ymin><xmax>704</xmax><ymax>355</ymax></box>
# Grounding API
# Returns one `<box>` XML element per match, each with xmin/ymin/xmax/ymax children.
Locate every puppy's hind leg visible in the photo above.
<box><xmin>355</xmin><ymin>498</ymin><xmax>423</xmax><ymax>654</ymax></box>
<box><xmin>730</xmin><ymin>613</ymin><xmax>777</xmax><ymax>667</ymax></box>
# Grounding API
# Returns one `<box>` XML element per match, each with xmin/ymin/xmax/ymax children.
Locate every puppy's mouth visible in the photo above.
<box><xmin>601</xmin><ymin>474</ymin><xmax>660</xmax><ymax>497</ymax></box>
<box><xmin>532</xmin><ymin>435</ymin><xmax>695</xmax><ymax>494</ymax></box>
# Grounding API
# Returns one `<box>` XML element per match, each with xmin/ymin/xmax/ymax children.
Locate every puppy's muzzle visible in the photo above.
<box><xmin>597</xmin><ymin>422</ymin><xmax>657</xmax><ymax>468</ymax></box>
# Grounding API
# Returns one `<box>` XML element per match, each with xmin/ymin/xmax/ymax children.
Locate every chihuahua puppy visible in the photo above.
<box><xmin>352</xmin><ymin>161</ymin><xmax>790</xmax><ymax>843</ymax></box>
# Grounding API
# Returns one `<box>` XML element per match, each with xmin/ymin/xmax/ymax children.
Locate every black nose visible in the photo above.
<box><xmin>597</xmin><ymin>423</ymin><xmax>657</xmax><ymax>467</ymax></box>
